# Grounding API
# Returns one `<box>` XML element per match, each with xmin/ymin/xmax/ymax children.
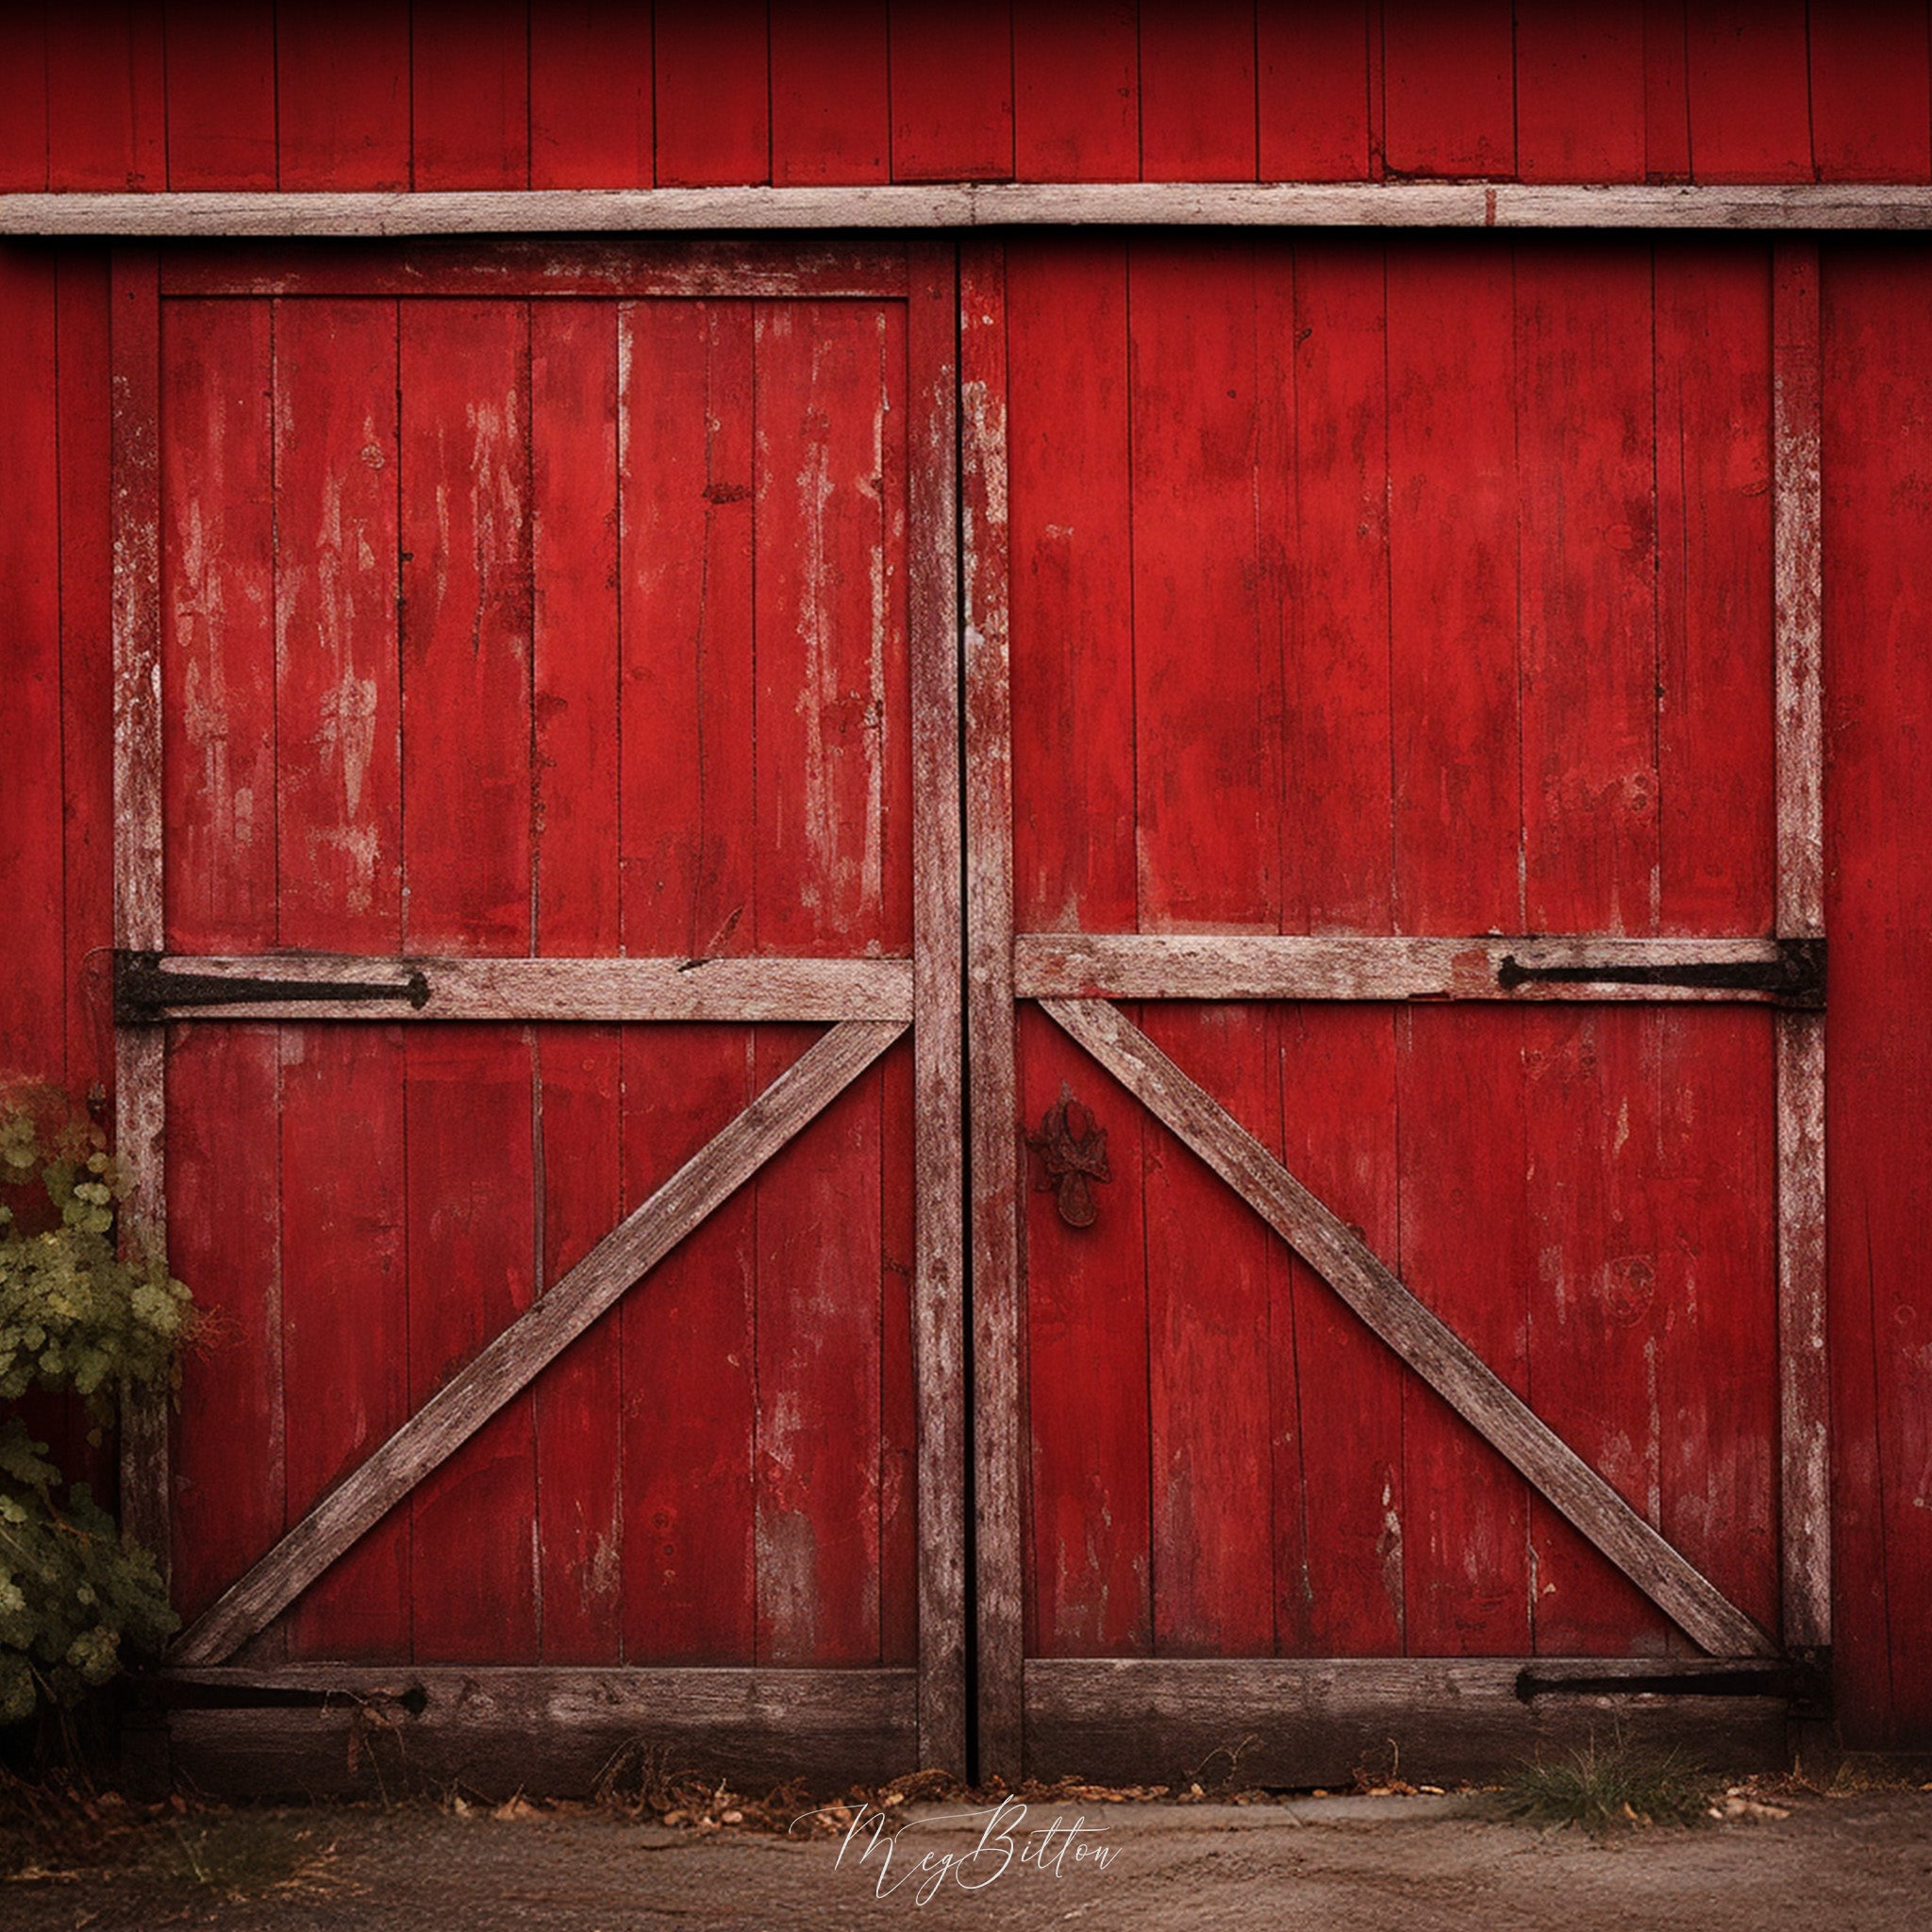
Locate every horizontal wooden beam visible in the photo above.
<box><xmin>152</xmin><ymin>1667</ymin><xmax>916</xmax><ymax>1798</ymax></box>
<box><xmin>1017</xmin><ymin>933</ymin><xmax>1822</xmax><ymax>1006</ymax></box>
<box><xmin>170</xmin><ymin>1020</ymin><xmax>906</xmax><ymax>1667</ymax></box>
<box><xmin>1024</xmin><ymin>1658</ymin><xmax>1792</xmax><ymax>1788</ymax></box>
<box><xmin>115</xmin><ymin>951</ymin><xmax>912</xmax><ymax>1024</ymax></box>
<box><xmin>1041</xmin><ymin>997</ymin><xmax>1780</xmax><ymax>1661</ymax></box>
<box><xmin>8</xmin><ymin>182</ymin><xmax>1932</xmax><ymax>238</ymax></box>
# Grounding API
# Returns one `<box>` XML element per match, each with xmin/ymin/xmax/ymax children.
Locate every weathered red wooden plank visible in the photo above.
<box><xmin>166</xmin><ymin>1029</ymin><xmax>282</xmax><ymax>1634</ymax></box>
<box><xmin>45</xmin><ymin>2</ymin><xmax>162</xmax><ymax>190</ymax></box>
<box><xmin>275</xmin><ymin>0</ymin><xmax>411</xmax><ymax>191</ymax></box>
<box><xmin>890</xmin><ymin>2</ymin><xmax>1014</xmax><ymax>181</ymax></box>
<box><xmin>0</xmin><ymin>248</ymin><xmax>62</xmax><ymax>1076</ymax></box>
<box><xmin>1380</xmin><ymin>0</ymin><xmax>1514</xmax><ymax>179</ymax></box>
<box><xmin>1810</xmin><ymin>5</ymin><xmax>1932</xmax><ymax>184</ymax></box>
<box><xmin>1006</xmin><ymin>238</ymin><xmax>1136</xmax><ymax>933</ymax></box>
<box><xmin>0</xmin><ymin>8</ymin><xmax>48</xmax><ymax>191</ymax></box>
<box><xmin>1684</xmin><ymin>2</ymin><xmax>1811</xmax><ymax>184</ymax></box>
<box><xmin>160</xmin><ymin>299</ymin><xmax>276</xmax><ymax>952</ymax></box>
<box><xmin>1140</xmin><ymin>0</ymin><xmax>1258</xmax><ymax>182</ymax></box>
<box><xmin>530</xmin><ymin>2</ymin><xmax>655</xmax><ymax>189</ymax></box>
<box><xmin>1013</xmin><ymin>0</ymin><xmax>1140</xmax><ymax>183</ymax></box>
<box><xmin>770</xmin><ymin>0</ymin><xmax>891</xmax><ymax>185</ymax></box>
<box><xmin>410</xmin><ymin>0</ymin><xmax>530</xmax><ymax>191</ymax></box>
<box><xmin>753</xmin><ymin>301</ymin><xmax>911</xmax><ymax>957</ymax></box>
<box><xmin>1643</xmin><ymin>0</ymin><xmax>1692</xmax><ymax>181</ymax></box>
<box><xmin>1655</xmin><ymin>243</ymin><xmax>1775</xmax><ymax>936</ymax></box>
<box><xmin>57</xmin><ymin>249</ymin><xmax>114</xmax><ymax>1106</ymax></box>
<box><xmin>1130</xmin><ymin>238</ymin><xmax>1277</xmax><ymax>932</ymax></box>
<box><xmin>1021</xmin><ymin>1004</ymin><xmax>1151</xmax><ymax>1657</ymax></box>
<box><xmin>879</xmin><ymin>1037</ymin><xmax>919</xmax><ymax>1667</ymax></box>
<box><xmin>280</xmin><ymin>1026</ymin><xmax>410</xmax><ymax>1658</ymax></box>
<box><xmin>1257</xmin><ymin>3</ymin><xmax>1372</xmax><ymax>182</ymax></box>
<box><xmin>163</xmin><ymin>1</ymin><xmax>275</xmax><ymax>190</ymax></box>
<box><xmin>1516</xmin><ymin>0</ymin><xmax>1646</xmax><ymax>183</ymax></box>
<box><xmin>654</xmin><ymin>2</ymin><xmax>771</xmax><ymax>186</ymax></box>
<box><xmin>1387</xmin><ymin>244</ymin><xmax>1530</xmax><ymax>1654</ymax></box>
<box><xmin>1142</xmin><ymin>1006</ymin><xmax>1277</xmax><ymax>1656</ymax></box>
<box><xmin>616</xmin><ymin>298</ymin><xmax>758</xmax><ymax>1664</ymax></box>
<box><xmin>530</xmin><ymin>298</ymin><xmax>623</xmax><ymax>1661</ymax></box>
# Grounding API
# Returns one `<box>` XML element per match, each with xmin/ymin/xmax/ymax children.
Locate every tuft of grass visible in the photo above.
<box><xmin>156</xmin><ymin>1811</ymin><xmax>342</xmax><ymax>1901</ymax></box>
<box><xmin>1501</xmin><ymin>1739</ymin><xmax>1717</xmax><ymax>1835</ymax></box>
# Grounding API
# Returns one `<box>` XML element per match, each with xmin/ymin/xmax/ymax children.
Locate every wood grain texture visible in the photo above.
<box><xmin>408</xmin><ymin>0</ymin><xmax>529</xmax><ymax>191</ymax></box>
<box><xmin>908</xmin><ymin>242</ymin><xmax>968</xmax><ymax>1776</ymax></box>
<box><xmin>275</xmin><ymin>0</ymin><xmax>410</xmax><ymax>190</ymax></box>
<box><xmin>1810</xmin><ymin>6</ymin><xmax>1932</xmax><ymax>184</ymax></box>
<box><xmin>654</xmin><ymin>1</ymin><xmax>771</xmax><ymax>187</ymax></box>
<box><xmin>529</xmin><ymin>2</ymin><xmax>655</xmax><ymax>190</ymax></box>
<box><xmin>1139</xmin><ymin>0</ymin><xmax>1257</xmax><ymax>182</ymax></box>
<box><xmin>1515</xmin><ymin>0</ymin><xmax>1646</xmax><ymax>183</ymax></box>
<box><xmin>161</xmin><ymin>2</ymin><xmax>275</xmax><ymax>191</ymax></box>
<box><xmin>1684</xmin><ymin>1</ymin><xmax>1812</xmax><ymax>183</ymax></box>
<box><xmin>169</xmin><ymin>1022</ymin><xmax>906</xmax><ymax>1668</ymax></box>
<box><xmin>1024</xmin><ymin>1657</ymin><xmax>1790</xmax><ymax>1786</ymax></box>
<box><xmin>770</xmin><ymin>0</ymin><xmax>891</xmax><ymax>186</ymax></box>
<box><xmin>1013</xmin><ymin>1</ymin><xmax>1140</xmax><ymax>183</ymax></box>
<box><xmin>959</xmin><ymin>239</ymin><xmax>1022</xmax><ymax>1780</ymax></box>
<box><xmin>1041</xmin><ymin>998</ymin><xmax>1777</xmax><ymax>1660</ymax></box>
<box><xmin>1257</xmin><ymin>4</ymin><xmax>1373</xmax><ymax>181</ymax></box>
<box><xmin>160</xmin><ymin>1667</ymin><xmax>918</xmax><ymax>1797</ymax></box>
<box><xmin>1016</xmin><ymin>934</ymin><xmax>1806</xmax><ymax>1002</ymax></box>
<box><xmin>19</xmin><ymin>184</ymin><xmax>1932</xmax><ymax>235</ymax></box>
<box><xmin>890</xmin><ymin>4</ymin><xmax>1014</xmax><ymax>182</ymax></box>
<box><xmin>1777</xmin><ymin>1010</ymin><xmax>1829</xmax><ymax>1649</ymax></box>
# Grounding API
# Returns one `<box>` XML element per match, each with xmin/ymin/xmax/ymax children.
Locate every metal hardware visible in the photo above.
<box><xmin>114</xmin><ymin>950</ymin><xmax>432</xmax><ymax>1023</ymax></box>
<box><xmin>1495</xmin><ymin>936</ymin><xmax>1825</xmax><ymax>1008</ymax></box>
<box><xmin>1027</xmin><ymin>1082</ymin><xmax>1111</xmax><ymax>1228</ymax></box>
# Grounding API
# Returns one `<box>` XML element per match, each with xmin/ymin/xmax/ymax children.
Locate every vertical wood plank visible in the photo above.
<box><xmin>163</xmin><ymin>0</ymin><xmax>276</xmax><ymax>189</ymax></box>
<box><xmin>530</xmin><ymin>2</ymin><xmax>655</xmax><ymax>189</ymax></box>
<box><xmin>1140</xmin><ymin>0</ymin><xmax>1258</xmax><ymax>182</ymax></box>
<box><xmin>770</xmin><ymin>0</ymin><xmax>891</xmax><ymax>185</ymax></box>
<box><xmin>1515</xmin><ymin>0</ymin><xmax>1646</xmax><ymax>184</ymax></box>
<box><xmin>1257</xmin><ymin>2</ymin><xmax>1373</xmax><ymax>182</ymax></box>
<box><xmin>617</xmin><ymin>300</ymin><xmax>758</xmax><ymax>1664</ymax></box>
<box><xmin>272</xmin><ymin>297</ymin><xmax>408</xmax><ymax>1657</ymax></box>
<box><xmin>1013</xmin><ymin>0</ymin><xmax>1140</xmax><ymax>183</ymax></box>
<box><xmin>530</xmin><ymin>300</ymin><xmax>624</xmax><ymax>1660</ymax></box>
<box><xmin>0</xmin><ymin>7</ymin><xmax>49</xmax><ymax>192</ymax></box>
<box><xmin>411</xmin><ymin>0</ymin><xmax>531</xmax><ymax>191</ymax></box>
<box><xmin>1810</xmin><ymin>5</ymin><xmax>1932</xmax><ymax>184</ymax></box>
<box><xmin>1380</xmin><ymin>0</ymin><xmax>1515</xmax><ymax>178</ymax></box>
<box><xmin>654</xmin><ymin>3</ymin><xmax>772</xmax><ymax>187</ymax></box>
<box><xmin>46</xmin><ymin>3</ymin><xmax>163</xmax><ymax>191</ymax></box>
<box><xmin>1684</xmin><ymin>2</ymin><xmax>1812</xmax><ymax>184</ymax></box>
<box><xmin>276</xmin><ymin>0</ymin><xmax>411</xmax><ymax>191</ymax></box>
<box><xmin>961</xmin><ymin>237</ymin><xmax>1020</xmax><ymax>1775</ymax></box>
<box><xmin>1642</xmin><ymin>0</ymin><xmax>1692</xmax><ymax>181</ymax></box>
<box><xmin>908</xmin><ymin>242</ymin><xmax>967</xmax><ymax>1774</ymax></box>
<box><xmin>890</xmin><ymin>2</ymin><xmax>1014</xmax><ymax>182</ymax></box>
<box><xmin>1774</xmin><ymin>238</ymin><xmax>1829</xmax><ymax>1652</ymax></box>
<box><xmin>398</xmin><ymin>297</ymin><xmax>538</xmax><ymax>1661</ymax></box>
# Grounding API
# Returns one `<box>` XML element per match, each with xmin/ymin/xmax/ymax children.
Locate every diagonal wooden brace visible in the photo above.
<box><xmin>1041</xmin><ymin>997</ymin><xmax>1778</xmax><ymax>1661</ymax></box>
<box><xmin>172</xmin><ymin>1020</ymin><xmax>907</xmax><ymax>1667</ymax></box>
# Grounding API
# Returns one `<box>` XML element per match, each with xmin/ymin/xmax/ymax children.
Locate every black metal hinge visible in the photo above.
<box><xmin>114</xmin><ymin>951</ymin><xmax>431</xmax><ymax>1024</ymax></box>
<box><xmin>1496</xmin><ymin>936</ymin><xmax>1825</xmax><ymax>1009</ymax></box>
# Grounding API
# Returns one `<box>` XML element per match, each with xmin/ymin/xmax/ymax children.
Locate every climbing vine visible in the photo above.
<box><xmin>0</xmin><ymin>1080</ymin><xmax>194</xmax><ymax>1728</ymax></box>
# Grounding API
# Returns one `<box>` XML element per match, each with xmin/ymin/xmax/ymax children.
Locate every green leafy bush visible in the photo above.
<box><xmin>0</xmin><ymin>1081</ymin><xmax>194</xmax><ymax>1730</ymax></box>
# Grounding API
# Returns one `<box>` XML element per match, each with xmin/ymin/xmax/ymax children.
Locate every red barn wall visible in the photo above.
<box><xmin>2</xmin><ymin>1</ymin><xmax>1929</xmax><ymax>1746</ymax></box>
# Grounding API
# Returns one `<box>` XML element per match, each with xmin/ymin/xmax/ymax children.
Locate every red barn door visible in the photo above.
<box><xmin>964</xmin><ymin>234</ymin><xmax>1827</xmax><ymax>1782</ymax></box>
<box><xmin>110</xmin><ymin>241</ymin><xmax>964</xmax><ymax>1789</ymax></box>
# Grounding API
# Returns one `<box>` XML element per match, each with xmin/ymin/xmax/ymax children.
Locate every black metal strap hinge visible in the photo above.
<box><xmin>1496</xmin><ymin>936</ymin><xmax>1824</xmax><ymax>1008</ymax></box>
<box><xmin>114</xmin><ymin>950</ymin><xmax>431</xmax><ymax>1024</ymax></box>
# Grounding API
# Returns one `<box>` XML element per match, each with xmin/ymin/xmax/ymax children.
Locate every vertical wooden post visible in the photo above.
<box><xmin>959</xmin><ymin>240</ymin><xmax>1024</xmax><ymax>1781</ymax></box>
<box><xmin>1773</xmin><ymin>238</ymin><xmax>1829</xmax><ymax>1655</ymax></box>
<box><xmin>109</xmin><ymin>245</ymin><xmax>171</xmax><ymax>1587</ymax></box>
<box><xmin>907</xmin><ymin>241</ymin><xmax>968</xmax><ymax>1775</ymax></box>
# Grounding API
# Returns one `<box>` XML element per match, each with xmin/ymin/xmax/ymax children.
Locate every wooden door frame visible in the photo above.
<box><xmin>109</xmin><ymin>238</ymin><xmax>968</xmax><ymax>1787</ymax></box>
<box><xmin>960</xmin><ymin>236</ymin><xmax>1829</xmax><ymax>1784</ymax></box>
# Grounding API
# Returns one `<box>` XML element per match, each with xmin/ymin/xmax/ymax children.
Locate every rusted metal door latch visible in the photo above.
<box><xmin>1495</xmin><ymin>935</ymin><xmax>1825</xmax><ymax>1008</ymax></box>
<box><xmin>113</xmin><ymin>950</ymin><xmax>432</xmax><ymax>1023</ymax></box>
<box><xmin>1028</xmin><ymin>1083</ymin><xmax>1110</xmax><ymax>1228</ymax></box>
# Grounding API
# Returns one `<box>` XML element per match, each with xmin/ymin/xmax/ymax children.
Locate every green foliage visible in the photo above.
<box><xmin>0</xmin><ymin>1080</ymin><xmax>194</xmax><ymax>1733</ymax></box>
<box><xmin>1501</xmin><ymin>1737</ymin><xmax>1716</xmax><ymax>1834</ymax></box>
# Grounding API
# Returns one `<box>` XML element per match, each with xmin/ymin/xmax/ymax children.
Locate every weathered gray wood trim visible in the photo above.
<box><xmin>109</xmin><ymin>245</ymin><xmax>170</xmax><ymax>1587</ymax></box>
<box><xmin>117</xmin><ymin>952</ymin><xmax>914</xmax><ymax>1023</ymax></box>
<box><xmin>10</xmin><ymin>182</ymin><xmax>1932</xmax><ymax>236</ymax></box>
<box><xmin>1017</xmin><ymin>932</ymin><xmax>1813</xmax><ymax>1004</ymax></box>
<box><xmin>1041</xmin><ymin>997</ymin><xmax>1778</xmax><ymax>1660</ymax></box>
<box><xmin>907</xmin><ymin>242</ymin><xmax>969</xmax><ymax>1779</ymax></box>
<box><xmin>959</xmin><ymin>240</ymin><xmax>1024</xmax><ymax>1786</ymax></box>
<box><xmin>1024</xmin><ymin>1657</ymin><xmax>1790</xmax><ymax>1787</ymax></box>
<box><xmin>155</xmin><ymin>1667</ymin><xmax>916</xmax><ymax>1798</ymax></box>
<box><xmin>1777</xmin><ymin>1013</ymin><xmax>1830</xmax><ymax>1650</ymax></box>
<box><xmin>170</xmin><ymin>1021</ymin><xmax>907</xmax><ymax>1668</ymax></box>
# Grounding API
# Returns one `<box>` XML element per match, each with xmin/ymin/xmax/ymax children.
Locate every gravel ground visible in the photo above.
<box><xmin>4</xmin><ymin>1788</ymin><xmax>1929</xmax><ymax>1932</ymax></box>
